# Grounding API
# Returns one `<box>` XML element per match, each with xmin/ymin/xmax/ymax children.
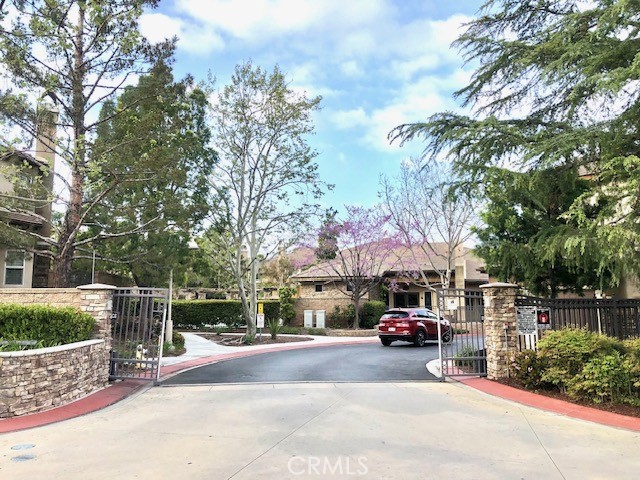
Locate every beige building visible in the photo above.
<box><xmin>290</xmin><ymin>243</ymin><xmax>489</xmax><ymax>324</ymax></box>
<box><xmin>0</xmin><ymin>109</ymin><xmax>56</xmax><ymax>288</ymax></box>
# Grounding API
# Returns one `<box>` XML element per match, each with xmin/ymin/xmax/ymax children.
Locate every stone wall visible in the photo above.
<box><xmin>0</xmin><ymin>339</ymin><xmax>108</xmax><ymax>418</ymax></box>
<box><xmin>480</xmin><ymin>283</ymin><xmax>519</xmax><ymax>380</ymax></box>
<box><xmin>0</xmin><ymin>285</ymin><xmax>116</xmax><ymax>417</ymax></box>
<box><xmin>0</xmin><ymin>287</ymin><xmax>81</xmax><ymax>307</ymax></box>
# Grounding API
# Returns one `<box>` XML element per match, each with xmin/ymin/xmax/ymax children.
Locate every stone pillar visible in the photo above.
<box><xmin>480</xmin><ymin>283</ymin><xmax>519</xmax><ymax>380</ymax></box>
<box><xmin>77</xmin><ymin>283</ymin><xmax>118</xmax><ymax>352</ymax></box>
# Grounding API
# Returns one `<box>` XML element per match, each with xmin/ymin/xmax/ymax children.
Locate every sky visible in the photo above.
<box><xmin>138</xmin><ymin>0</ymin><xmax>485</xmax><ymax>214</ymax></box>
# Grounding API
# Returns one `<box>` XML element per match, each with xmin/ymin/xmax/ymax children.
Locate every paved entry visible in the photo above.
<box><xmin>110</xmin><ymin>288</ymin><xmax>169</xmax><ymax>382</ymax></box>
<box><xmin>436</xmin><ymin>288</ymin><xmax>486</xmax><ymax>377</ymax></box>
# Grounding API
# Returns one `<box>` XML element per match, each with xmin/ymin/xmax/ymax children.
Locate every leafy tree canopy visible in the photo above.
<box><xmin>87</xmin><ymin>60</ymin><xmax>217</xmax><ymax>286</ymax></box>
<box><xmin>475</xmin><ymin>166</ymin><xmax>609</xmax><ymax>297</ymax></box>
<box><xmin>0</xmin><ymin>0</ymin><xmax>174</xmax><ymax>286</ymax></box>
<box><xmin>390</xmin><ymin>0</ymin><xmax>640</xmax><ymax>287</ymax></box>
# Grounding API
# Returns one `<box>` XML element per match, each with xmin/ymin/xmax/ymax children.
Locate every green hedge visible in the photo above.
<box><xmin>359</xmin><ymin>301</ymin><xmax>387</xmax><ymax>329</ymax></box>
<box><xmin>172</xmin><ymin>300</ymin><xmax>280</xmax><ymax>329</ymax></box>
<box><xmin>0</xmin><ymin>303</ymin><xmax>96</xmax><ymax>346</ymax></box>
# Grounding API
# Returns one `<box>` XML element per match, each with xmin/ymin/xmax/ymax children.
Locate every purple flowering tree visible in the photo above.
<box><xmin>312</xmin><ymin>206</ymin><xmax>400</xmax><ymax>329</ymax></box>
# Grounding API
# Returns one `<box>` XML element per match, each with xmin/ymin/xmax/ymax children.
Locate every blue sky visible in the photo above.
<box><xmin>139</xmin><ymin>0</ymin><xmax>484</xmax><ymax>212</ymax></box>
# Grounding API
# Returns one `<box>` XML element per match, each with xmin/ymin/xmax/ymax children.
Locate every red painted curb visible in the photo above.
<box><xmin>0</xmin><ymin>379</ymin><xmax>147</xmax><ymax>434</ymax></box>
<box><xmin>457</xmin><ymin>377</ymin><xmax>640</xmax><ymax>432</ymax></box>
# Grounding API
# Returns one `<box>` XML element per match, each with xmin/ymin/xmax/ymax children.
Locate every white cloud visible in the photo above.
<box><xmin>340</xmin><ymin>61</ymin><xmax>364</xmax><ymax>78</ymax></box>
<box><xmin>330</xmin><ymin>108</ymin><xmax>369</xmax><ymax>130</ymax></box>
<box><xmin>327</xmin><ymin>68</ymin><xmax>473</xmax><ymax>153</ymax></box>
<box><xmin>139</xmin><ymin>12</ymin><xmax>225</xmax><ymax>54</ymax></box>
<box><xmin>139</xmin><ymin>13</ymin><xmax>182</xmax><ymax>43</ymax></box>
<box><xmin>174</xmin><ymin>0</ymin><xmax>392</xmax><ymax>42</ymax></box>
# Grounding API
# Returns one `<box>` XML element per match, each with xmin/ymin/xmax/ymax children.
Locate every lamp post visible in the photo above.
<box><xmin>165</xmin><ymin>268</ymin><xmax>174</xmax><ymax>344</ymax></box>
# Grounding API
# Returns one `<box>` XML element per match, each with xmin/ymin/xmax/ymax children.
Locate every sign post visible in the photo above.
<box><xmin>257</xmin><ymin>303</ymin><xmax>264</xmax><ymax>341</ymax></box>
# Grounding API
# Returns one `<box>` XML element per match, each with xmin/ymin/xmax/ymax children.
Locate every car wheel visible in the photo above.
<box><xmin>414</xmin><ymin>330</ymin><xmax>426</xmax><ymax>347</ymax></box>
<box><xmin>442</xmin><ymin>329</ymin><xmax>453</xmax><ymax>343</ymax></box>
<box><xmin>380</xmin><ymin>338</ymin><xmax>392</xmax><ymax>347</ymax></box>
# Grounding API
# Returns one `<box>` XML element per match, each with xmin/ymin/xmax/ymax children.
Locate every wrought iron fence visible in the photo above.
<box><xmin>110</xmin><ymin>288</ymin><xmax>169</xmax><ymax>382</ymax></box>
<box><xmin>516</xmin><ymin>295</ymin><xmax>640</xmax><ymax>340</ymax></box>
<box><xmin>437</xmin><ymin>288</ymin><xmax>486</xmax><ymax>377</ymax></box>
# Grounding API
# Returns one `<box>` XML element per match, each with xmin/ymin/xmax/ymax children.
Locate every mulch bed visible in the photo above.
<box><xmin>197</xmin><ymin>333</ymin><xmax>314</xmax><ymax>347</ymax></box>
<box><xmin>495</xmin><ymin>378</ymin><xmax>640</xmax><ymax>419</ymax></box>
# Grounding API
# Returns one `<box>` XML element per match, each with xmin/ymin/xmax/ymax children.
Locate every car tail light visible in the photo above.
<box><xmin>396</xmin><ymin>322</ymin><xmax>410</xmax><ymax>328</ymax></box>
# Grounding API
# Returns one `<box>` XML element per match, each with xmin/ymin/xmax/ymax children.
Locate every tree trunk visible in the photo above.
<box><xmin>52</xmin><ymin>4</ymin><xmax>86</xmax><ymax>288</ymax></box>
<box><xmin>353</xmin><ymin>292</ymin><xmax>361</xmax><ymax>330</ymax></box>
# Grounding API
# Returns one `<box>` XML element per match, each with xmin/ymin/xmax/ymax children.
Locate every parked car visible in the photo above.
<box><xmin>378</xmin><ymin>308</ymin><xmax>453</xmax><ymax>347</ymax></box>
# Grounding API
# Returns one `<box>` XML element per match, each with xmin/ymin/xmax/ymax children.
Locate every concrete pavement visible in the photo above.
<box><xmin>2</xmin><ymin>381</ymin><xmax>640</xmax><ymax>479</ymax></box>
<box><xmin>3</xmin><ymin>332</ymin><xmax>640</xmax><ymax>479</ymax></box>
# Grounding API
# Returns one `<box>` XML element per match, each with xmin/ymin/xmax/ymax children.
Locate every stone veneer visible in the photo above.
<box><xmin>0</xmin><ymin>284</ymin><xmax>116</xmax><ymax>417</ymax></box>
<box><xmin>0</xmin><ymin>339</ymin><xmax>108</xmax><ymax>418</ymax></box>
<box><xmin>480</xmin><ymin>283</ymin><xmax>519</xmax><ymax>380</ymax></box>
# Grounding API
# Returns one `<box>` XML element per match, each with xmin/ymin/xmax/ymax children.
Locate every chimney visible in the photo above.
<box><xmin>34</xmin><ymin>103</ymin><xmax>58</xmax><ymax>238</ymax></box>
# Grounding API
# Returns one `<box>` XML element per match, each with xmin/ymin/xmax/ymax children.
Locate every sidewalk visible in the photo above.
<box><xmin>2</xmin><ymin>332</ymin><xmax>640</xmax><ymax>434</ymax></box>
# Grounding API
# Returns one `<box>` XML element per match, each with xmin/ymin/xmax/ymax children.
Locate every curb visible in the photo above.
<box><xmin>456</xmin><ymin>376</ymin><xmax>640</xmax><ymax>433</ymax></box>
<box><xmin>0</xmin><ymin>379</ymin><xmax>148</xmax><ymax>434</ymax></box>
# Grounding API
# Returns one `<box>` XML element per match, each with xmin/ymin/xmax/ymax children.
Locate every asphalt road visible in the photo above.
<box><xmin>164</xmin><ymin>342</ymin><xmax>440</xmax><ymax>384</ymax></box>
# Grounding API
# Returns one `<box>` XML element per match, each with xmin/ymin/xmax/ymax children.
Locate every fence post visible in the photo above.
<box><xmin>480</xmin><ymin>283</ymin><xmax>519</xmax><ymax>380</ymax></box>
<box><xmin>77</xmin><ymin>283</ymin><xmax>117</xmax><ymax>382</ymax></box>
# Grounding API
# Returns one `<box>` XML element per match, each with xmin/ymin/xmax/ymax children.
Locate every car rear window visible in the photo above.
<box><xmin>381</xmin><ymin>312</ymin><xmax>409</xmax><ymax>319</ymax></box>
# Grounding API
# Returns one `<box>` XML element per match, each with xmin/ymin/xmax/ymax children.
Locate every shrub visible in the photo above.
<box><xmin>267</xmin><ymin>316</ymin><xmax>282</xmax><ymax>340</ymax></box>
<box><xmin>536</xmin><ymin>328</ymin><xmax>623</xmax><ymax>393</ymax></box>
<box><xmin>623</xmin><ymin>338</ymin><xmax>640</xmax><ymax>393</ymax></box>
<box><xmin>328</xmin><ymin>304</ymin><xmax>356</xmax><ymax>328</ymax></box>
<box><xmin>172</xmin><ymin>330</ymin><xmax>185</xmax><ymax>350</ymax></box>
<box><xmin>306</xmin><ymin>327</ymin><xmax>327</xmax><ymax>336</ymax></box>
<box><xmin>454</xmin><ymin>345</ymin><xmax>477</xmax><ymax>368</ymax></box>
<box><xmin>278</xmin><ymin>286</ymin><xmax>297</xmax><ymax>325</ymax></box>
<box><xmin>568</xmin><ymin>351</ymin><xmax>632</xmax><ymax>404</ymax></box>
<box><xmin>511</xmin><ymin>350</ymin><xmax>550</xmax><ymax>390</ymax></box>
<box><xmin>172</xmin><ymin>300</ymin><xmax>280</xmax><ymax>329</ymax></box>
<box><xmin>359</xmin><ymin>301</ymin><xmax>387</xmax><ymax>329</ymax></box>
<box><xmin>0</xmin><ymin>303</ymin><xmax>95</xmax><ymax>345</ymax></box>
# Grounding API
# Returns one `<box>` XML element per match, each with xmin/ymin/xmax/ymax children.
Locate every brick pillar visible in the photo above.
<box><xmin>480</xmin><ymin>283</ymin><xmax>519</xmax><ymax>380</ymax></box>
<box><xmin>77</xmin><ymin>283</ymin><xmax>118</xmax><ymax>352</ymax></box>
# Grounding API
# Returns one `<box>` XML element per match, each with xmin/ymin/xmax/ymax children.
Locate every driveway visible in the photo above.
<box><xmin>164</xmin><ymin>342</ymin><xmax>441</xmax><ymax>384</ymax></box>
<box><xmin>3</xmin><ymin>382</ymin><xmax>640</xmax><ymax>479</ymax></box>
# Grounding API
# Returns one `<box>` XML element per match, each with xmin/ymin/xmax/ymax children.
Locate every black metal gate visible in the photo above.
<box><xmin>436</xmin><ymin>288</ymin><xmax>486</xmax><ymax>377</ymax></box>
<box><xmin>110</xmin><ymin>288</ymin><xmax>169</xmax><ymax>382</ymax></box>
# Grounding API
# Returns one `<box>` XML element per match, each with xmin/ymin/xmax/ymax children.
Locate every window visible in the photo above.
<box><xmin>393</xmin><ymin>292</ymin><xmax>420</xmax><ymax>308</ymax></box>
<box><xmin>5</xmin><ymin>251</ymin><xmax>25</xmax><ymax>286</ymax></box>
<box><xmin>315</xmin><ymin>284</ymin><xmax>323</xmax><ymax>293</ymax></box>
<box><xmin>346</xmin><ymin>281</ymin><xmax>353</xmax><ymax>292</ymax></box>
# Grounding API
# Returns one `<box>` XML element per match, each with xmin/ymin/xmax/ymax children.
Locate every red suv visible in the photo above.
<box><xmin>378</xmin><ymin>308</ymin><xmax>453</xmax><ymax>347</ymax></box>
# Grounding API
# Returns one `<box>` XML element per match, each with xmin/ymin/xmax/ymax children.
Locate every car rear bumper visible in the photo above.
<box><xmin>379</xmin><ymin>333</ymin><xmax>416</xmax><ymax>342</ymax></box>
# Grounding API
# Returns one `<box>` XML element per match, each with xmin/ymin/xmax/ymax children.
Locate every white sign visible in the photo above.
<box><xmin>517</xmin><ymin>306</ymin><xmax>537</xmax><ymax>335</ymax></box>
<box><xmin>447</xmin><ymin>299</ymin><xmax>458</xmax><ymax>311</ymax></box>
<box><xmin>256</xmin><ymin>313</ymin><xmax>265</xmax><ymax>328</ymax></box>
